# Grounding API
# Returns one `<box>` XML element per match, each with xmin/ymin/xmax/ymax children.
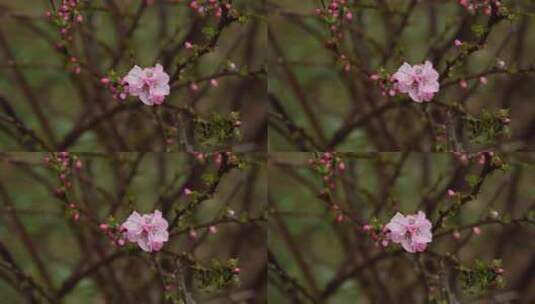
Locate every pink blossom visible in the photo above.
<box><xmin>121</xmin><ymin>210</ymin><xmax>169</xmax><ymax>252</ymax></box>
<box><xmin>454</xmin><ymin>39</ymin><xmax>463</xmax><ymax>47</ymax></box>
<box><xmin>385</xmin><ymin>211</ymin><xmax>433</xmax><ymax>253</ymax></box>
<box><xmin>123</xmin><ymin>64</ymin><xmax>170</xmax><ymax>106</ymax></box>
<box><xmin>392</xmin><ymin>61</ymin><xmax>440</xmax><ymax>103</ymax></box>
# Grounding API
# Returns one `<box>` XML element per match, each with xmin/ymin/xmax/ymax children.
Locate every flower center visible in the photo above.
<box><xmin>142</xmin><ymin>223</ymin><xmax>154</xmax><ymax>233</ymax></box>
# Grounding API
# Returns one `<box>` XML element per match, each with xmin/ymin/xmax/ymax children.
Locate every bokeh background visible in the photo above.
<box><xmin>0</xmin><ymin>0</ymin><xmax>266</xmax><ymax>151</ymax></box>
<box><xmin>268</xmin><ymin>0</ymin><xmax>535</xmax><ymax>151</ymax></box>
<box><xmin>0</xmin><ymin>152</ymin><xmax>267</xmax><ymax>303</ymax></box>
<box><xmin>268</xmin><ymin>152</ymin><xmax>535</xmax><ymax>303</ymax></box>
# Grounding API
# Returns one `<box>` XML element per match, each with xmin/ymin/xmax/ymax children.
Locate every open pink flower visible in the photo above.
<box><xmin>121</xmin><ymin>210</ymin><xmax>169</xmax><ymax>252</ymax></box>
<box><xmin>123</xmin><ymin>64</ymin><xmax>170</xmax><ymax>106</ymax></box>
<box><xmin>392</xmin><ymin>61</ymin><xmax>440</xmax><ymax>102</ymax></box>
<box><xmin>385</xmin><ymin>211</ymin><xmax>432</xmax><ymax>253</ymax></box>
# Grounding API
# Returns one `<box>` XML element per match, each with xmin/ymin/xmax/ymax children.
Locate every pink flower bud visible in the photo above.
<box><xmin>100</xmin><ymin>77</ymin><xmax>110</xmax><ymax>85</ymax></box>
<box><xmin>73</xmin><ymin>212</ymin><xmax>80</xmax><ymax>221</ymax></box>
<box><xmin>362</xmin><ymin>224</ymin><xmax>372</xmax><ymax>231</ymax></box>
<box><xmin>232</xmin><ymin>267</ymin><xmax>241</xmax><ymax>274</ymax></box>
<box><xmin>472</xmin><ymin>226</ymin><xmax>481</xmax><ymax>235</ymax></box>
<box><xmin>99</xmin><ymin>223</ymin><xmax>109</xmax><ymax>232</ymax></box>
<box><xmin>210</xmin><ymin>79</ymin><xmax>219</xmax><ymax>87</ymax></box>
<box><xmin>447</xmin><ymin>189</ymin><xmax>456</xmax><ymax>197</ymax></box>
<box><xmin>453</xmin><ymin>230</ymin><xmax>461</xmax><ymax>240</ymax></box>
<box><xmin>116</xmin><ymin>239</ymin><xmax>126</xmax><ymax>246</ymax></box>
<box><xmin>459</xmin><ymin>79</ymin><xmax>468</xmax><ymax>89</ymax></box>
<box><xmin>208</xmin><ymin>225</ymin><xmax>217</xmax><ymax>234</ymax></box>
<box><xmin>184</xmin><ymin>188</ymin><xmax>192</xmax><ymax>196</ymax></box>
<box><xmin>479</xmin><ymin>76</ymin><xmax>487</xmax><ymax>85</ymax></box>
<box><xmin>184</xmin><ymin>41</ymin><xmax>193</xmax><ymax>49</ymax></box>
<box><xmin>189</xmin><ymin>229</ymin><xmax>198</xmax><ymax>240</ymax></box>
<box><xmin>454</xmin><ymin>39</ymin><xmax>463</xmax><ymax>47</ymax></box>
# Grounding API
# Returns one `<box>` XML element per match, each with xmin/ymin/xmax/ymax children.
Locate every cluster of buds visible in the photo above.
<box><xmin>361</xmin><ymin>222</ymin><xmax>390</xmax><ymax>248</ymax></box>
<box><xmin>491</xmin><ymin>260</ymin><xmax>505</xmax><ymax>275</ymax></box>
<box><xmin>188</xmin><ymin>0</ymin><xmax>232</xmax><ymax>18</ymax></box>
<box><xmin>164</xmin><ymin>126</ymin><xmax>179</xmax><ymax>150</ymax></box>
<box><xmin>67</xmin><ymin>202</ymin><xmax>81</xmax><ymax>222</ymax></box>
<box><xmin>315</xmin><ymin>0</ymin><xmax>353</xmax><ymax>25</ymax></box>
<box><xmin>337</xmin><ymin>54</ymin><xmax>352</xmax><ymax>73</ymax></box>
<box><xmin>458</xmin><ymin>0</ymin><xmax>501</xmax><ymax>16</ymax></box>
<box><xmin>44</xmin><ymin>152</ymin><xmax>83</xmax><ymax>197</ymax></box>
<box><xmin>100</xmin><ymin>73</ymin><xmax>129</xmax><ymax>101</ymax></box>
<box><xmin>369</xmin><ymin>72</ymin><xmax>398</xmax><ymax>97</ymax></box>
<box><xmin>314</xmin><ymin>0</ymin><xmax>352</xmax><ymax>45</ymax></box>
<box><xmin>309</xmin><ymin>152</ymin><xmax>346</xmax><ymax>190</ymax></box>
<box><xmin>99</xmin><ymin>222</ymin><xmax>127</xmax><ymax>247</ymax></box>
<box><xmin>213</xmin><ymin>152</ymin><xmax>239</xmax><ymax>167</ymax></box>
<box><xmin>330</xmin><ymin>204</ymin><xmax>347</xmax><ymax>223</ymax></box>
<box><xmin>193</xmin><ymin>152</ymin><xmax>207</xmax><ymax>163</ymax></box>
<box><xmin>68</xmin><ymin>56</ymin><xmax>82</xmax><ymax>75</ymax></box>
<box><xmin>452</xmin><ymin>151</ymin><xmax>496</xmax><ymax>166</ymax></box>
<box><xmin>44</xmin><ymin>0</ymin><xmax>84</xmax><ymax>42</ymax></box>
<box><xmin>190</xmin><ymin>151</ymin><xmax>238</xmax><ymax>166</ymax></box>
